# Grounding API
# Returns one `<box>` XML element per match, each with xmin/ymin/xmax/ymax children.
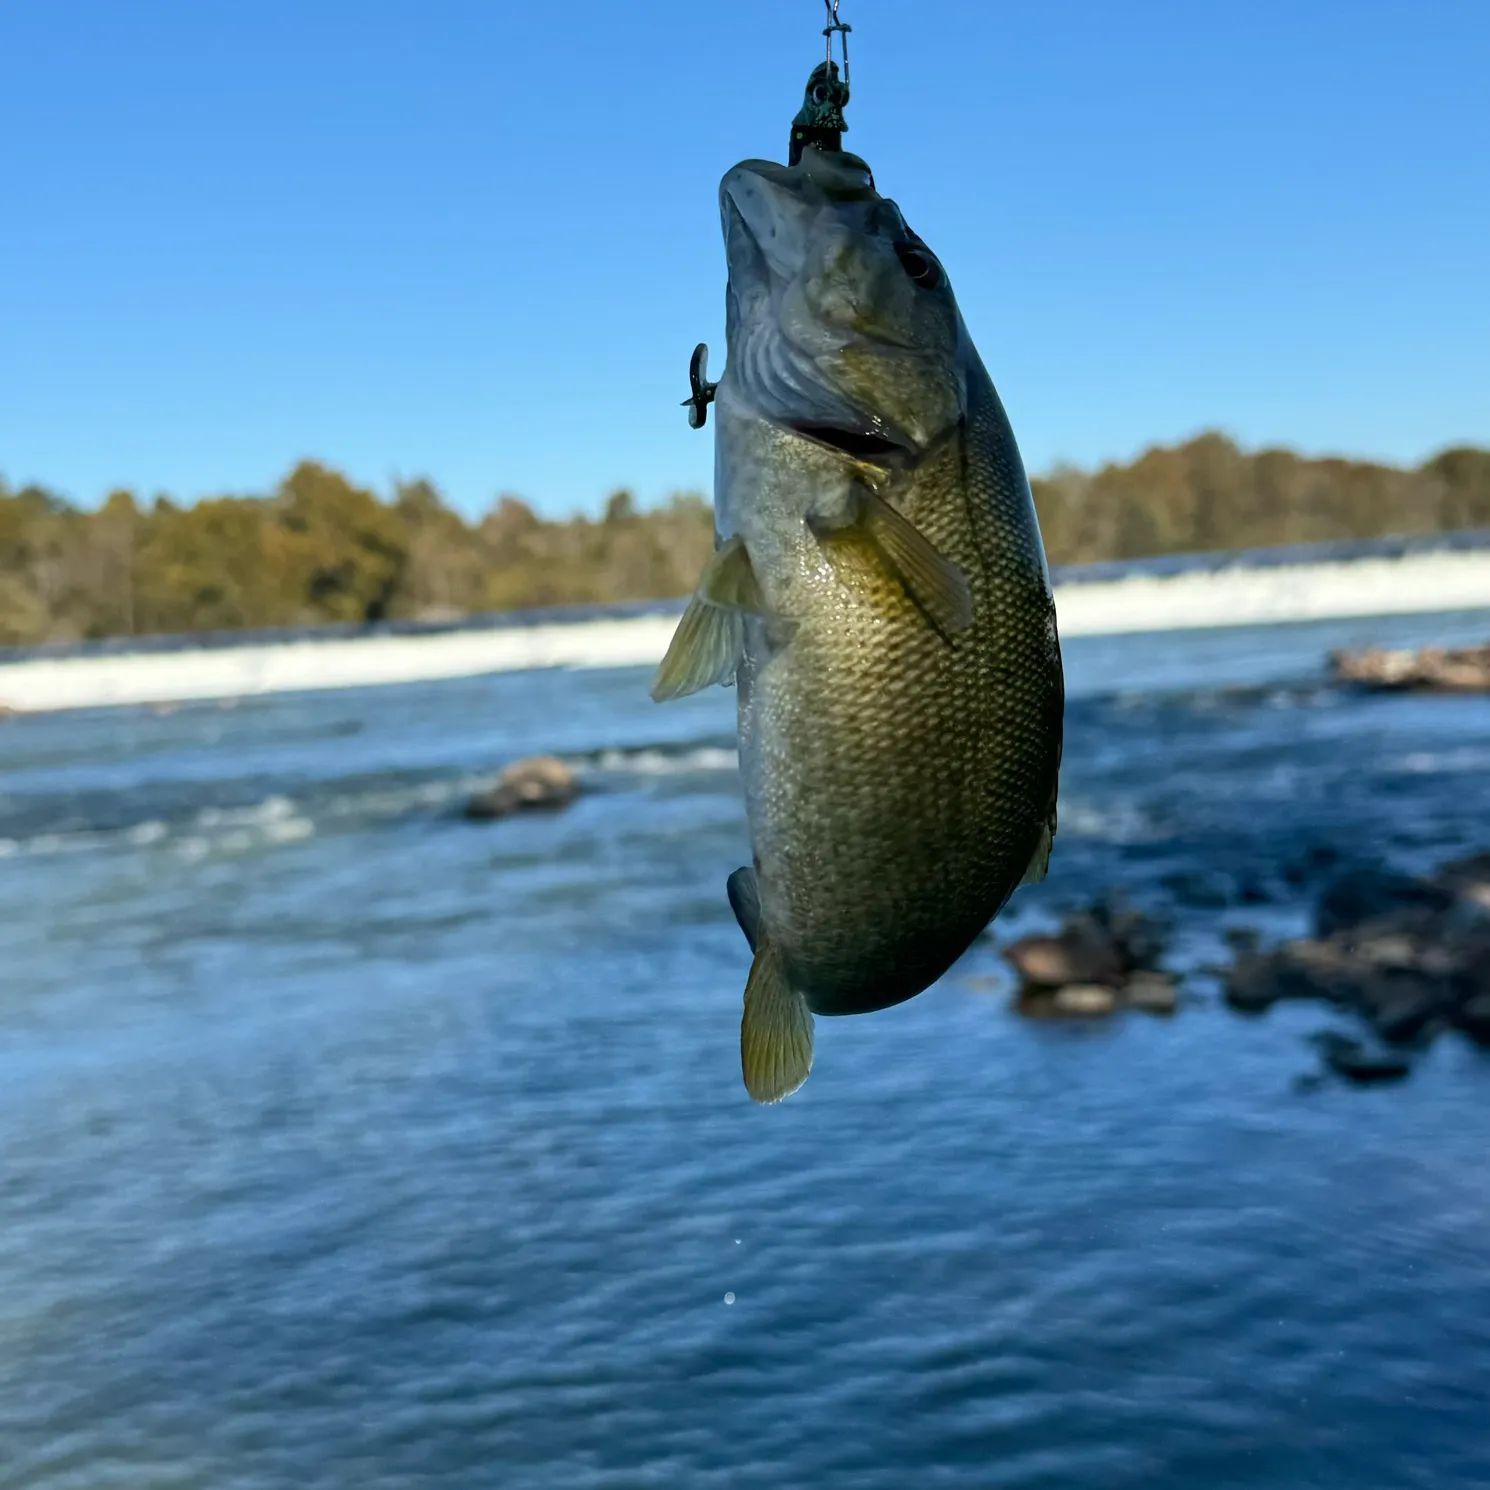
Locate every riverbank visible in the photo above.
<box><xmin>2</xmin><ymin>536</ymin><xmax>1487</xmax><ymax>712</ymax></box>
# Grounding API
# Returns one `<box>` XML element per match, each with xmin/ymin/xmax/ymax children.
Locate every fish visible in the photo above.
<box><xmin>653</xmin><ymin>143</ymin><xmax>1064</xmax><ymax>1103</ymax></box>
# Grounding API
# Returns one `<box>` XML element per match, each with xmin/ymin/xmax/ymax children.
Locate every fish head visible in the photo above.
<box><xmin>719</xmin><ymin>149</ymin><xmax>966</xmax><ymax>468</ymax></box>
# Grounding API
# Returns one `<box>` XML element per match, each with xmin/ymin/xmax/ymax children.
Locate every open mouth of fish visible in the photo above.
<box><xmin>789</xmin><ymin>422</ymin><xmax>911</xmax><ymax>466</ymax></box>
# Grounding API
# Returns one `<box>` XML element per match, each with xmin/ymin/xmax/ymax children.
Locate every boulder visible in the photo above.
<box><xmin>465</xmin><ymin>755</ymin><xmax>579</xmax><ymax>821</ymax></box>
<box><xmin>1004</xmin><ymin>919</ymin><xmax>1124</xmax><ymax>991</ymax></box>
<box><xmin>1052</xmin><ymin>983</ymin><xmax>1118</xmax><ymax>1016</ymax></box>
<box><xmin>1225</xmin><ymin>942</ymin><xmax>1342</xmax><ymax>1013</ymax></box>
<box><xmin>1330</xmin><ymin>642</ymin><xmax>1490</xmax><ymax>694</ymax></box>
<box><xmin>1124</xmin><ymin>970</ymin><xmax>1179</xmax><ymax>1015</ymax></box>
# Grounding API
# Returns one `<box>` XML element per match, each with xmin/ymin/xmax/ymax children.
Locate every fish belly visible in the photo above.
<box><xmin>739</xmin><ymin>582</ymin><xmax>1054</xmax><ymax>1016</ymax></box>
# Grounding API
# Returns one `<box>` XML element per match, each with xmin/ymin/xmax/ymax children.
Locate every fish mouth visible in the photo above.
<box><xmin>789</xmin><ymin>422</ymin><xmax>912</xmax><ymax>467</ymax></box>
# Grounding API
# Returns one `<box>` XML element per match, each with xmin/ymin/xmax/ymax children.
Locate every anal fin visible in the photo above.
<box><xmin>740</xmin><ymin>929</ymin><xmax>814</xmax><ymax>1105</ymax></box>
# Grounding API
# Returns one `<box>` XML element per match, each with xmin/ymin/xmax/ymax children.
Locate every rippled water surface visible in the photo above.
<box><xmin>3</xmin><ymin>610</ymin><xmax>1490</xmax><ymax>1489</ymax></box>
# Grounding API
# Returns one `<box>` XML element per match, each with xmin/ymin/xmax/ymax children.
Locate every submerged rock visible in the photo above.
<box><xmin>465</xmin><ymin>755</ymin><xmax>579</xmax><ymax>821</ymax></box>
<box><xmin>1310</xmin><ymin>1031</ymin><xmax>1412</xmax><ymax>1085</ymax></box>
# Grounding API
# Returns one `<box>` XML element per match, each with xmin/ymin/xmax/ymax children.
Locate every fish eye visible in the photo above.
<box><xmin>894</xmin><ymin>241</ymin><xmax>944</xmax><ymax>291</ymax></box>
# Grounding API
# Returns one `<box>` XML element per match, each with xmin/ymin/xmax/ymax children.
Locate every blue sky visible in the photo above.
<box><xmin>2</xmin><ymin>1</ymin><xmax>1486</xmax><ymax>518</ymax></box>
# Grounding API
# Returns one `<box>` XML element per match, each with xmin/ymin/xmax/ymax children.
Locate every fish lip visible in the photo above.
<box><xmin>787</xmin><ymin>420</ymin><xmax>915</xmax><ymax>467</ymax></box>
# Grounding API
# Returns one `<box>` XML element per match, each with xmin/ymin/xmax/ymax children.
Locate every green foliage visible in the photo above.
<box><xmin>0</xmin><ymin>463</ymin><xmax>716</xmax><ymax>644</ymax></box>
<box><xmin>0</xmin><ymin>435</ymin><xmax>1485</xmax><ymax>645</ymax></box>
<box><xmin>1028</xmin><ymin>434</ymin><xmax>1490</xmax><ymax>565</ymax></box>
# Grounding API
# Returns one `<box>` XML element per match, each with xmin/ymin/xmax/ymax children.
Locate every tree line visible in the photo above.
<box><xmin>1</xmin><ymin>433</ymin><xmax>1486</xmax><ymax>646</ymax></box>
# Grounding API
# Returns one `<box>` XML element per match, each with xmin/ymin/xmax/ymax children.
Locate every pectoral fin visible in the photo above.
<box><xmin>650</xmin><ymin>537</ymin><xmax>761</xmax><ymax>702</ymax></box>
<box><xmin>861</xmin><ymin>492</ymin><xmax>974</xmax><ymax>640</ymax></box>
<box><xmin>740</xmin><ymin>929</ymin><xmax>814</xmax><ymax>1105</ymax></box>
<box><xmin>698</xmin><ymin>536</ymin><xmax>765</xmax><ymax>612</ymax></box>
<box><xmin>650</xmin><ymin>598</ymin><xmax>743</xmax><ymax>702</ymax></box>
<box><xmin>818</xmin><ymin>492</ymin><xmax>974</xmax><ymax>642</ymax></box>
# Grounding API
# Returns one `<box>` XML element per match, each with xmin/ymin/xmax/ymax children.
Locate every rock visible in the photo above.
<box><xmin>1355</xmin><ymin>933</ymin><xmax>1419</xmax><ymax>969</ymax></box>
<box><xmin>1315</xmin><ymin>866</ymin><xmax>1454</xmax><ymax>938</ymax></box>
<box><xmin>1459</xmin><ymin>939</ymin><xmax>1490</xmax><ymax>999</ymax></box>
<box><xmin>1223</xmin><ymin>952</ymin><xmax>1278</xmax><ymax>1013</ymax></box>
<box><xmin>1004</xmin><ymin>920</ymin><xmax>1124</xmax><ymax>990</ymax></box>
<box><xmin>1225</xmin><ymin>942</ymin><xmax>1345</xmax><ymax>1013</ymax></box>
<box><xmin>1052</xmin><ymin>983</ymin><xmax>1118</xmax><ymax>1016</ymax></box>
<box><xmin>1454</xmin><ymin>993</ymin><xmax>1490</xmax><ymax>1046</ymax></box>
<box><xmin>1435</xmin><ymin>853</ymin><xmax>1490</xmax><ymax>914</ymax></box>
<box><xmin>1310</xmin><ymin>1031</ymin><xmax>1411</xmax><ymax>1084</ymax></box>
<box><xmin>1003</xmin><ymin>898</ymin><xmax>1166</xmax><ymax>997</ymax></box>
<box><xmin>1330</xmin><ymin>642</ymin><xmax>1490</xmax><ymax>694</ymax></box>
<box><xmin>1367</xmin><ymin>987</ymin><xmax>1446</xmax><ymax>1045</ymax></box>
<box><xmin>465</xmin><ymin>755</ymin><xmax>579</xmax><ymax>821</ymax></box>
<box><xmin>1124</xmin><ymin>970</ymin><xmax>1178</xmax><ymax>1014</ymax></box>
<box><xmin>1094</xmin><ymin>896</ymin><xmax>1168</xmax><ymax>972</ymax></box>
<box><xmin>1217</xmin><ymin>849</ymin><xmax>1490</xmax><ymax>1076</ymax></box>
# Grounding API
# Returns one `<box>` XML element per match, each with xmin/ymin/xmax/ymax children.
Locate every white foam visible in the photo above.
<box><xmin>4</xmin><ymin>794</ymin><xmax>321</xmax><ymax>860</ymax></box>
<box><xmin>0</xmin><ymin>550</ymin><xmax>1485</xmax><ymax>714</ymax></box>
<box><xmin>1394</xmin><ymin>748</ymin><xmax>1490</xmax><ymax>775</ymax></box>
<box><xmin>195</xmin><ymin>795</ymin><xmax>297</xmax><ymax>829</ymax></box>
<box><xmin>595</xmin><ymin>746</ymin><xmax>739</xmax><ymax>775</ymax></box>
<box><xmin>1054</xmin><ymin>551</ymin><xmax>1490</xmax><ymax>634</ymax></box>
